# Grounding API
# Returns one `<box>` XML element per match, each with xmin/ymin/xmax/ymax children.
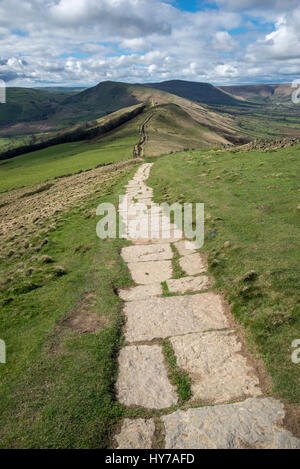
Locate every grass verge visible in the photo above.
<box><xmin>148</xmin><ymin>145</ymin><xmax>300</xmax><ymax>404</ymax></box>
<box><xmin>0</xmin><ymin>136</ymin><xmax>137</xmax><ymax>192</ymax></box>
<box><xmin>0</xmin><ymin>162</ymin><xmax>138</xmax><ymax>448</ymax></box>
<box><xmin>162</xmin><ymin>339</ymin><xmax>192</xmax><ymax>402</ymax></box>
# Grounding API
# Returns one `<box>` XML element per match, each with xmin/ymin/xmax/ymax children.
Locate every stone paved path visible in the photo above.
<box><xmin>114</xmin><ymin>163</ymin><xmax>300</xmax><ymax>449</ymax></box>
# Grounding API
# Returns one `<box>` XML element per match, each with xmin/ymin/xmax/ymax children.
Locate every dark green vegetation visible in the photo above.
<box><xmin>53</xmin><ymin>81</ymin><xmax>140</xmax><ymax>121</ymax></box>
<box><xmin>0</xmin><ymin>87</ymin><xmax>78</xmax><ymax>126</ymax></box>
<box><xmin>148</xmin><ymin>145</ymin><xmax>300</xmax><ymax>404</ymax></box>
<box><xmin>146</xmin><ymin>79</ymin><xmax>242</xmax><ymax>105</ymax></box>
<box><xmin>1</xmin><ymin>78</ymin><xmax>300</xmax><ymax>448</ymax></box>
<box><xmin>0</xmin><ymin>104</ymin><xmax>145</xmax><ymax>162</ymax></box>
<box><xmin>1</xmin><ymin>80</ymin><xmax>300</xmax><ymax>162</ymax></box>
<box><xmin>0</xmin><ymin>161</ymin><xmax>138</xmax><ymax>448</ymax></box>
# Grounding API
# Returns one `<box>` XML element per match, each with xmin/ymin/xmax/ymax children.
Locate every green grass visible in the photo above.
<box><xmin>170</xmin><ymin>243</ymin><xmax>186</xmax><ymax>279</ymax></box>
<box><xmin>0</xmin><ymin>136</ymin><xmax>137</xmax><ymax>192</ymax></box>
<box><xmin>162</xmin><ymin>339</ymin><xmax>192</xmax><ymax>402</ymax></box>
<box><xmin>148</xmin><ymin>145</ymin><xmax>300</xmax><ymax>404</ymax></box>
<box><xmin>0</xmin><ymin>88</ymin><xmax>76</xmax><ymax>126</ymax></box>
<box><xmin>0</xmin><ymin>163</ymin><xmax>138</xmax><ymax>448</ymax></box>
<box><xmin>212</xmin><ymin>103</ymin><xmax>300</xmax><ymax>140</ymax></box>
<box><xmin>0</xmin><ymin>138</ymin><xmax>10</xmax><ymax>147</ymax></box>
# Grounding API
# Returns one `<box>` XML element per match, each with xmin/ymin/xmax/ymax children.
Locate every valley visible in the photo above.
<box><xmin>0</xmin><ymin>79</ymin><xmax>299</xmax><ymax>449</ymax></box>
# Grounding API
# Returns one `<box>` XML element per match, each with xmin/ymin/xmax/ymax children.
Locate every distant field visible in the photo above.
<box><xmin>0</xmin><ymin>136</ymin><xmax>137</xmax><ymax>192</ymax></box>
<box><xmin>210</xmin><ymin>103</ymin><xmax>300</xmax><ymax>140</ymax></box>
<box><xmin>148</xmin><ymin>144</ymin><xmax>300</xmax><ymax>404</ymax></box>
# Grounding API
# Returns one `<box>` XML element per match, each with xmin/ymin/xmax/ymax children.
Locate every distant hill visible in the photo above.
<box><xmin>0</xmin><ymin>80</ymin><xmax>243</xmax><ymax>136</ymax></box>
<box><xmin>144</xmin><ymin>80</ymin><xmax>242</xmax><ymax>106</ymax></box>
<box><xmin>137</xmin><ymin>103</ymin><xmax>236</xmax><ymax>157</ymax></box>
<box><xmin>52</xmin><ymin>81</ymin><xmax>140</xmax><ymax>121</ymax></box>
<box><xmin>220</xmin><ymin>84</ymin><xmax>293</xmax><ymax>103</ymax></box>
<box><xmin>2</xmin><ymin>80</ymin><xmax>299</xmax><ymax>150</ymax></box>
<box><xmin>0</xmin><ymin>88</ymin><xmax>76</xmax><ymax>126</ymax></box>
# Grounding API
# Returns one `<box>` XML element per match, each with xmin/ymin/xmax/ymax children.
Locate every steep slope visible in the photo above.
<box><xmin>0</xmin><ymin>81</ymin><xmax>244</xmax><ymax>144</ymax></box>
<box><xmin>130</xmin><ymin>85</ymin><xmax>243</xmax><ymax>142</ymax></box>
<box><xmin>92</xmin><ymin>101</ymin><xmax>245</xmax><ymax>158</ymax></box>
<box><xmin>220</xmin><ymin>84</ymin><xmax>294</xmax><ymax>103</ymax></box>
<box><xmin>53</xmin><ymin>81</ymin><xmax>140</xmax><ymax>120</ymax></box>
<box><xmin>139</xmin><ymin>103</ymin><xmax>233</xmax><ymax>157</ymax></box>
<box><xmin>0</xmin><ymin>88</ymin><xmax>77</xmax><ymax>126</ymax></box>
<box><xmin>144</xmin><ymin>80</ymin><xmax>243</xmax><ymax>106</ymax></box>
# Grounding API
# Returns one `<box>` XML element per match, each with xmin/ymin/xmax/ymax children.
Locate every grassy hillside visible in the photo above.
<box><xmin>2</xmin><ymin>81</ymin><xmax>299</xmax><ymax>146</ymax></box>
<box><xmin>141</xmin><ymin>103</ymin><xmax>231</xmax><ymax>157</ymax></box>
<box><xmin>0</xmin><ymin>97</ymin><xmax>246</xmax><ymax>180</ymax></box>
<box><xmin>146</xmin><ymin>80</ymin><xmax>243</xmax><ymax>106</ymax></box>
<box><xmin>148</xmin><ymin>145</ymin><xmax>300</xmax><ymax>404</ymax></box>
<box><xmin>0</xmin><ymin>135</ymin><xmax>138</xmax><ymax>192</ymax></box>
<box><xmin>0</xmin><ymin>159</ymin><xmax>139</xmax><ymax>448</ymax></box>
<box><xmin>0</xmin><ymin>81</ymin><xmax>245</xmax><ymax>138</ymax></box>
<box><xmin>52</xmin><ymin>81</ymin><xmax>140</xmax><ymax>122</ymax></box>
<box><xmin>221</xmin><ymin>84</ymin><xmax>294</xmax><ymax>103</ymax></box>
<box><xmin>0</xmin><ymin>88</ymin><xmax>77</xmax><ymax>126</ymax></box>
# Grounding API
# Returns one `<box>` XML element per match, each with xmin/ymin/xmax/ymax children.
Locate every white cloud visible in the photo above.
<box><xmin>213</xmin><ymin>31</ymin><xmax>238</xmax><ymax>51</ymax></box>
<box><xmin>0</xmin><ymin>0</ymin><xmax>299</xmax><ymax>86</ymax></box>
<box><xmin>215</xmin><ymin>64</ymin><xmax>238</xmax><ymax>77</ymax></box>
<box><xmin>247</xmin><ymin>14</ymin><xmax>300</xmax><ymax>61</ymax></box>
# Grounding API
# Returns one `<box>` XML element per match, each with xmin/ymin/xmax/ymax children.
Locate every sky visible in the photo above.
<box><xmin>0</xmin><ymin>0</ymin><xmax>300</xmax><ymax>87</ymax></box>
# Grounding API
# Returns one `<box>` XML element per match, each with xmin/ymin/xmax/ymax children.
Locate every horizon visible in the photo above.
<box><xmin>1</xmin><ymin>0</ymin><xmax>300</xmax><ymax>87</ymax></box>
<box><xmin>4</xmin><ymin>78</ymin><xmax>295</xmax><ymax>89</ymax></box>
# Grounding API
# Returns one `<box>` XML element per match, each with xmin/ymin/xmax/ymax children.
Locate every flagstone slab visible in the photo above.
<box><xmin>118</xmin><ymin>283</ymin><xmax>163</xmax><ymax>301</ymax></box>
<box><xmin>179</xmin><ymin>253</ymin><xmax>206</xmax><ymax>275</ymax></box>
<box><xmin>173</xmin><ymin>240</ymin><xmax>197</xmax><ymax>256</ymax></box>
<box><xmin>170</xmin><ymin>331</ymin><xmax>262</xmax><ymax>403</ymax></box>
<box><xmin>166</xmin><ymin>276</ymin><xmax>210</xmax><ymax>294</ymax></box>
<box><xmin>150</xmin><ymin>228</ymin><xmax>183</xmax><ymax>239</ymax></box>
<box><xmin>116</xmin><ymin>345</ymin><xmax>178</xmax><ymax>409</ymax></box>
<box><xmin>127</xmin><ymin>226</ymin><xmax>182</xmax><ymax>243</ymax></box>
<box><xmin>131</xmin><ymin>235</ymin><xmax>184</xmax><ymax>245</ymax></box>
<box><xmin>135</xmin><ymin>190</ymin><xmax>153</xmax><ymax>197</ymax></box>
<box><xmin>162</xmin><ymin>398</ymin><xmax>300</xmax><ymax>449</ymax></box>
<box><xmin>134</xmin><ymin>197</ymin><xmax>153</xmax><ymax>205</ymax></box>
<box><xmin>127</xmin><ymin>260</ymin><xmax>173</xmax><ymax>284</ymax></box>
<box><xmin>121</xmin><ymin>243</ymin><xmax>173</xmax><ymax>263</ymax></box>
<box><xmin>124</xmin><ymin>293</ymin><xmax>228</xmax><ymax>342</ymax></box>
<box><xmin>115</xmin><ymin>418</ymin><xmax>155</xmax><ymax>449</ymax></box>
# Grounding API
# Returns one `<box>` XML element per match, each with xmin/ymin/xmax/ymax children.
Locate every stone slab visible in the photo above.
<box><xmin>179</xmin><ymin>253</ymin><xmax>206</xmax><ymax>275</ymax></box>
<box><xmin>116</xmin><ymin>345</ymin><xmax>178</xmax><ymax>409</ymax></box>
<box><xmin>124</xmin><ymin>293</ymin><xmax>228</xmax><ymax>342</ymax></box>
<box><xmin>170</xmin><ymin>331</ymin><xmax>262</xmax><ymax>403</ymax></box>
<box><xmin>118</xmin><ymin>283</ymin><xmax>163</xmax><ymax>301</ymax></box>
<box><xmin>134</xmin><ymin>197</ymin><xmax>152</xmax><ymax>205</ymax></box>
<box><xmin>167</xmin><ymin>276</ymin><xmax>210</xmax><ymax>294</ymax></box>
<box><xmin>162</xmin><ymin>398</ymin><xmax>300</xmax><ymax>449</ymax></box>
<box><xmin>115</xmin><ymin>418</ymin><xmax>155</xmax><ymax>449</ymax></box>
<box><xmin>127</xmin><ymin>260</ymin><xmax>173</xmax><ymax>284</ymax></box>
<box><xmin>173</xmin><ymin>240</ymin><xmax>197</xmax><ymax>256</ymax></box>
<box><xmin>131</xmin><ymin>235</ymin><xmax>184</xmax><ymax>245</ymax></box>
<box><xmin>121</xmin><ymin>243</ymin><xmax>173</xmax><ymax>263</ymax></box>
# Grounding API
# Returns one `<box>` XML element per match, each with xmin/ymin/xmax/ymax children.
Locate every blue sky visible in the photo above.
<box><xmin>0</xmin><ymin>0</ymin><xmax>300</xmax><ymax>87</ymax></box>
